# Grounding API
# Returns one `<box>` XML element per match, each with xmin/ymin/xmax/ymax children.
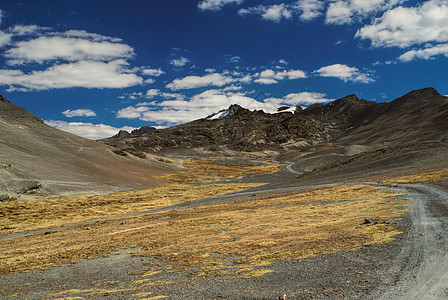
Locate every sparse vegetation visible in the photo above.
<box><xmin>157</xmin><ymin>158</ymin><xmax>283</xmax><ymax>183</ymax></box>
<box><xmin>0</xmin><ymin>185</ymin><xmax>409</xmax><ymax>279</ymax></box>
<box><xmin>155</xmin><ymin>157</ymin><xmax>174</xmax><ymax>164</ymax></box>
<box><xmin>382</xmin><ymin>168</ymin><xmax>448</xmax><ymax>183</ymax></box>
<box><xmin>0</xmin><ymin>182</ymin><xmax>263</xmax><ymax>234</ymax></box>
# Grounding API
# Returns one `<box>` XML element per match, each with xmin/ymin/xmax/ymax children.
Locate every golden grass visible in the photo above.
<box><xmin>0</xmin><ymin>182</ymin><xmax>262</xmax><ymax>234</ymax></box>
<box><xmin>382</xmin><ymin>168</ymin><xmax>448</xmax><ymax>183</ymax></box>
<box><xmin>0</xmin><ymin>185</ymin><xmax>409</xmax><ymax>278</ymax></box>
<box><xmin>157</xmin><ymin>158</ymin><xmax>282</xmax><ymax>183</ymax></box>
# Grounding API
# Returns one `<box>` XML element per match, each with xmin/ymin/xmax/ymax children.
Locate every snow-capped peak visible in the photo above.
<box><xmin>206</xmin><ymin>108</ymin><xmax>230</xmax><ymax>120</ymax></box>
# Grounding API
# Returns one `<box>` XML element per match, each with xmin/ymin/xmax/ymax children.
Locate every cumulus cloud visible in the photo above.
<box><xmin>356</xmin><ymin>0</ymin><xmax>448</xmax><ymax>48</ymax></box>
<box><xmin>62</xmin><ymin>108</ymin><xmax>96</xmax><ymax>118</ymax></box>
<box><xmin>198</xmin><ymin>0</ymin><xmax>243</xmax><ymax>11</ymax></box>
<box><xmin>142</xmin><ymin>68</ymin><xmax>165</xmax><ymax>77</ymax></box>
<box><xmin>0</xmin><ymin>59</ymin><xmax>143</xmax><ymax>91</ymax></box>
<box><xmin>239</xmin><ymin>4</ymin><xmax>293</xmax><ymax>22</ymax></box>
<box><xmin>145</xmin><ymin>88</ymin><xmax>184</xmax><ymax>99</ymax></box>
<box><xmin>117</xmin><ymin>88</ymin><xmax>331</xmax><ymax>125</ymax></box>
<box><xmin>399</xmin><ymin>43</ymin><xmax>448</xmax><ymax>61</ymax></box>
<box><xmin>326</xmin><ymin>0</ymin><xmax>402</xmax><ymax>25</ymax></box>
<box><xmin>254</xmin><ymin>68</ymin><xmax>307</xmax><ymax>84</ymax></box>
<box><xmin>45</xmin><ymin>120</ymin><xmax>135</xmax><ymax>140</ymax></box>
<box><xmin>146</xmin><ymin>89</ymin><xmax>160</xmax><ymax>98</ymax></box>
<box><xmin>166</xmin><ymin>73</ymin><xmax>235</xmax><ymax>90</ymax></box>
<box><xmin>170</xmin><ymin>57</ymin><xmax>189</xmax><ymax>67</ymax></box>
<box><xmin>297</xmin><ymin>0</ymin><xmax>325</xmax><ymax>21</ymax></box>
<box><xmin>0</xmin><ymin>31</ymin><xmax>12</xmax><ymax>48</ymax></box>
<box><xmin>314</xmin><ymin>63</ymin><xmax>374</xmax><ymax>83</ymax></box>
<box><xmin>237</xmin><ymin>1</ymin><xmax>325</xmax><ymax>22</ymax></box>
<box><xmin>0</xmin><ymin>26</ymin><xmax>142</xmax><ymax>91</ymax></box>
<box><xmin>266</xmin><ymin>92</ymin><xmax>331</xmax><ymax>106</ymax></box>
<box><xmin>5</xmin><ymin>36</ymin><xmax>134</xmax><ymax>65</ymax></box>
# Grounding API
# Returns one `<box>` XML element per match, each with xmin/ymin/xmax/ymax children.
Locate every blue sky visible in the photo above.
<box><xmin>0</xmin><ymin>0</ymin><xmax>447</xmax><ymax>139</ymax></box>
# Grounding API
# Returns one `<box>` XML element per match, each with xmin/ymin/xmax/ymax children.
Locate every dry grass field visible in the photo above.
<box><xmin>0</xmin><ymin>184</ymin><xmax>409</xmax><ymax>276</ymax></box>
<box><xmin>382</xmin><ymin>168</ymin><xmax>448</xmax><ymax>183</ymax></box>
<box><xmin>157</xmin><ymin>158</ymin><xmax>282</xmax><ymax>183</ymax></box>
<box><xmin>0</xmin><ymin>159</ymin><xmax>413</xmax><ymax>298</ymax></box>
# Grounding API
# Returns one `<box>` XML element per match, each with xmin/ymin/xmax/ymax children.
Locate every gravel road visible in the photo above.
<box><xmin>371</xmin><ymin>183</ymin><xmax>448</xmax><ymax>300</ymax></box>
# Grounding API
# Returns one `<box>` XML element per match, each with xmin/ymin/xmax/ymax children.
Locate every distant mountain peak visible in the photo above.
<box><xmin>206</xmin><ymin>104</ymin><xmax>252</xmax><ymax>120</ymax></box>
<box><xmin>391</xmin><ymin>87</ymin><xmax>442</xmax><ymax>106</ymax></box>
<box><xmin>114</xmin><ymin>125</ymin><xmax>156</xmax><ymax>138</ymax></box>
<box><xmin>401</xmin><ymin>87</ymin><xmax>440</xmax><ymax>98</ymax></box>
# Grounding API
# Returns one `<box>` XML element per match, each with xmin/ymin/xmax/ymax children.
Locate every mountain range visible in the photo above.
<box><xmin>103</xmin><ymin>87</ymin><xmax>448</xmax><ymax>154</ymax></box>
<box><xmin>1</xmin><ymin>87</ymin><xmax>447</xmax><ymax>199</ymax></box>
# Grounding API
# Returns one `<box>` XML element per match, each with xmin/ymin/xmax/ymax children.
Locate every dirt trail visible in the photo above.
<box><xmin>372</xmin><ymin>183</ymin><xmax>448</xmax><ymax>300</ymax></box>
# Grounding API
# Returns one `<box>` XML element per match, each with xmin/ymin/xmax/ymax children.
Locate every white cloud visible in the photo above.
<box><xmin>146</xmin><ymin>89</ymin><xmax>160</xmax><ymax>98</ymax></box>
<box><xmin>198</xmin><ymin>0</ymin><xmax>243</xmax><ymax>11</ymax></box>
<box><xmin>142</xmin><ymin>68</ymin><xmax>165</xmax><ymax>77</ymax></box>
<box><xmin>166</xmin><ymin>72</ymin><xmax>235</xmax><ymax>90</ymax></box>
<box><xmin>255</xmin><ymin>77</ymin><xmax>278</xmax><ymax>85</ymax></box>
<box><xmin>170</xmin><ymin>57</ymin><xmax>189</xmax><ymax>67</ymax></box>
<box><xmin>226</xmin><ymin>55</ymin><xmax>241</xmax><ymax>63</ymax></box>
<box><xmin>326</xmin><ymin>0</ymin><xmax>402</xmax><ymax>25</ymax></box>
<box><xmin>0</xmin><ymin>59</ymin><xmax>143</xmax><ymax>91</ymax></box>
<box><xmin>117</xmin><ymin>88</ymin><xmax>331</xmax><ymax>125</ymax></box>
<box><xmin>254</xmin><ymin>68</ymin><xmax>306</xmax><ymax>84</ymax></box>
<box><xmin>296</xmin><ymin>0</ymin><xmax>325</xmax><ymax>21</ymax></box>
<box><xmin>128</xmin><ymin>92</ymin><xmax>143</xmax><ymax>99</ymax></box>
<box><xmin>239</xmin><ymin>4</ymin><xmax>293</xmax><ymax>22</ymax></box>
<box><xmin>266</xmin><ymin>92</ymin><xmax>331</xmax><ymax>106</ymax></box>
<box><xmin>356</xmin><ymin>0</ymin><xmax>448</xmax><ymax>48</ymax></box>
<box><xmin>326</xmin><ymin>1</ymin><xmax>352</xmax><ymax>24</ymax></box>
<box><xmin>160</xmin><ymin>92</ymin><xmax>185</xmax><ymax>100</ymax></box>
<box><xmin>5</xmin><ymin>36</ymin><xmax>134</xmax><ymax>65</ymax></box>
<box><xmin>9</xmin><ymin>25</ymin><xmax>46</xmax><ymax>36</ymax></box>
<box><xmin>399</xmin><ymin>43</ymin><xmax>448</xmax><ymax>61</ymax></box>
<box><xmin>314</xmin><ymin>63</ymin><xmax>374</xmax><ymax>83</ymax></box>
<box><xmin>0</xmin><ymin>27</ymin><xmax>142</xmax><ymax>91</ymax></box>
<box><xmin>62</xmin><ymin>108</ymin><xmax>96</xmax><ymax>118</ymax></box>
<box><xmin>286</xmin><ymin>69</ymin><xmax>307</xmax><ymax>79</ymax></box>
<box><xmin>0</xmin><ymin>31</ymin><xmax>12</xmax><ymax>48</ymax></box>
<box><xmin>145</xmin><ymin>88</ymin><xmax>185</xmax><ymax>99</ymax></box>
<box><xmin>45</xmin><ymin>120</ymin><xmax>135</xmax><ymax>140</ymax></box>
<box><xmin>61</xmin><ymin>29</ymin><xmax>122</xmax><ymax>42</ymax></box>
<box><xmin>238</xmin><ymin>1</ymin><xmax>325</xmax><ymax>23</ymax></box>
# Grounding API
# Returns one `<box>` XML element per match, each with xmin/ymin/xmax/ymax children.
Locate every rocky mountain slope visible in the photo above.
<box><xmin>103</xmin><ymin>87</ymin><xmax>448</xmax><ymax>155</ymax></box>
<box><xmin>0</xmin><ymin>96</ymin><xmax>174</xmax><ymax>199</ymax></box>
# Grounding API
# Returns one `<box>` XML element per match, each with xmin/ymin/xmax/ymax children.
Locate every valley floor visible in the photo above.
<box><xmin>1</xmin><ymin>150</ymin><xmax>448</xmax><ymax>299</ymax></box>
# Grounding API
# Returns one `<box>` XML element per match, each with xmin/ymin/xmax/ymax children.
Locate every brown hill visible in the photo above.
<box><xmin>103</xmin><ymin>87</ymin><xmax>448</xmax><ymax>155</ymax></box>
<box><xmin>0</xmin><ymin>95</ymin><xmax>174</xmax><ymax>199</ymax></box>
